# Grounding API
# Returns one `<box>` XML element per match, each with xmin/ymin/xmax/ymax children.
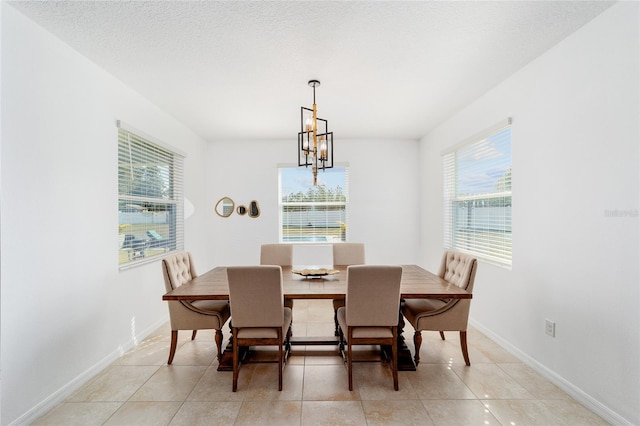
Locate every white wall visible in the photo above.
<box><xmin>0</xmin><ymin>5</ymin><xmax>212</xmax><ymax>425</ymax></box>
<box><xmin>419</xmin><ymin>3</ymin><xmax>639</xmax><ymax>424</ymax></box>
<box><xmin>204</xmin><ymin>139</ymin><xmax>421</xmax><ymax>268</ymax></box>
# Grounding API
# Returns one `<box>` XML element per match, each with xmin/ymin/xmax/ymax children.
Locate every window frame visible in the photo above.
<box><xmin>117</xmin><ymin>121</ymin><xmax>185</xmax><ymax>269</ymax></box>
<box><xmin>278</xmin><ymin>164</ymin><xmax>349</xmax><ymax>243</ymax></box>
<box><xmin>443</xmin><ymin>118</ymin><xmax>512</xmax><ymax>268</ymax></box>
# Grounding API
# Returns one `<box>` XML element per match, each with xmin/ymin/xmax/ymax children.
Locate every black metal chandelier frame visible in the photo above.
<box><xmin>298</xmin><ymin>79</ymin><xmax>334</xmax><ymax>185</ymax></box>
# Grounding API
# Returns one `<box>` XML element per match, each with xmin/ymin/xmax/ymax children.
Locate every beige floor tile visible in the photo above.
<box><xmin>291</xmin><ymin>301</ymin><xmax>310</xmax><ymax>323</ymax></box>
<box><xmin>34</xmin><ymin>320</ymin><xmax>607</xmax><ymax>425</ymax></box>
<box><xmin>414</xmin><ymin>332</ymin><xmax>494</xmax><ymax>365</ymax></box>
<box><xmin>302</xmin><ymin>345</ymin><xmax>343</xmax><ymax>365</ymax></box>
<box><xmin>67</xmin><ymin>365</ymin><xmax>159</xmax><ymax>402</ymax></box>
<box><xmin>168</xmin><ymin>401</ymin><xmax>242</xmax><ymax>425</ymax></box>
<box><xmin>244</xmin><ymin>364</ymin><xmax>304</xmax><ymax>401</ymax></box>
<box><xmin>363</xmin><ymin>399</ymin><xmax>433</xmax><ymax>425</ymax></box>
<box><xmin>352</xmin><ymin>363</ymin><xmax>417</xmax><ymax>400</ymax></box>
<box><xmin>306</xmin><ymin>300</ymin><xmax>334</xmax><ymax>323</ymax></box>
<box><xmin>115</xmin><ymin>339</ymin><xmax>172</xmax><ymax>366</ymax></box>
<box><xmin>407</xmin><ymin>364</ymin><xmax>476</xmax><ymax>400</ymax></box>
<box><xmin>423</xmin><ymin>399</ymin><xmax>500</xmax><ymax>425</ymax></box>
<box><xmin>103</xmin><ymin>401</ymin><xmax>182</xmax><ymax>425</ymax></box>
<box><xmin>470</xmin><ymin>334</ymin><xmax>521</xmax><ymax>363</ymax></box>
<box><xmin>288</xmin><ymin>350</ymin><xmax>307</xmax><ymax>365</ymax></box>
<box><xmin>484</xmin><ymin>399</ymin><xmax>568</xmax><ymax>425</ymax></box>
<box><xmin>541</xmin><ymin>399</ymin><xmax>609</xmax><ymax>425</ymax></box>
<box><xmin>303</xmin><ymin>365</ymin><xmax>361</xmax><ymax>400</ymax></box>
<box><xmin>452</xmin><ymin>363</ymin><xmax>534</xmax><ymax>399</ymax></box>
<box><xmin>32</xmin><ymin>402</ymin><xmax>122</xmax><ymax>425</ymax></box>
<box><xmin>292</xmin><ymin>321</ymin><xmax>308</xmax><ymax>336</ymax></box>
<box><xmin>306</xmin><ymin>321</ymin><xmax>337</xmax><ymax>336</ymax></box>
<box><xmin>301</xmin><ymin>401</ymin><xmax>366</xmax><ymax>425</ymax></box>
<box><xmin>235</xmin><ymin>400</ymin><xmax>302</xmax><ymax>426</ymax></box>
<box><xmin>497</xmin><ymin>362</ymin><xmax>573</xmax><ymax>400</ymax></box>
<box><xmin>129</xmin><ymin>365</ymin><xmax>207</xmax><ymax>401</ymax></box>
<box><xmin>166</xmin><ymin>339</ymin><xmax>219</xmax><ymax>366</ymax></box>
<box><xmin>187</xmin><ymin>365</ymin><xmax>249</xmax><ymax>401</ymax></box>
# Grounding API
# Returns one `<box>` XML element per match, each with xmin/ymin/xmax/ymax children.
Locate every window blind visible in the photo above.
<box><xmin>118</xmin><ymin>122</ymin><xmax>184</xmax><ymax>266</ymax></box>
<box><xmin>443</xmin><ymin>122</ymin><xmax>512</xmax><ymax>268</ymax></box>
<box><xmin>279</xmin><ymin>166</ymin><xmax>349</xmax><ymax>243</ymax></box>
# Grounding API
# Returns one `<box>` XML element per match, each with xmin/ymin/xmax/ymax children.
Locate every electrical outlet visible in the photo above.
<box><xmin>545</xmin><ymin>319</ymin><xmax>556</xmax><ymax>337</ymax></box>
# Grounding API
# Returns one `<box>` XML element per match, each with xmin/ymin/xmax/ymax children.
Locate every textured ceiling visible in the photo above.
<box><xmin>9</xmin><ymin>1</ymin><xmax>614</xmax><ymax>141</ymax></box>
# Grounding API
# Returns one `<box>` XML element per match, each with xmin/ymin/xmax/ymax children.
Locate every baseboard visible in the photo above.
<box><xmin>10</xmin><ymin>316</ymin><xmax>168</xmax><ymax>426</ymax></box>
<box><xmin>469</xmin><ymin>318</ymin><xmax>633</xmax><ymax>426</ymax></box>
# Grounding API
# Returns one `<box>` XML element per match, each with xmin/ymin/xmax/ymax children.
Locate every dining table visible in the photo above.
<box><xmin>163</xmin><ymin>264</ymin><xmax>472</xmax><ymax>371</ymax></box>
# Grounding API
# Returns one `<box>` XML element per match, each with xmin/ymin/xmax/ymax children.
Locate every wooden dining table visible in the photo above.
<box><xmin>163</xmin><ymin>264</ymin><xmax>471</xmax><ymax>371</ymax></box>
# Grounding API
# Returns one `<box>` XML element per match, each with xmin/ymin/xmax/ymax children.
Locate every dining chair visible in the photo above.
<box><xmin>337</xmin><ymin>265</ymin><xmax>402</xmax><ymax>391</ymax></box>
<box><xmin>227</xmin><ymin>265</ymin><xmax>292</xmax><ymax>392</ymax></box>
<box><xmin>161</xmin><ymin>252</ymin><xmax>231</xmax><ymax>365</ymax></box>
<box><xmin>260</xmin><ymin>243</ymin><xmax>294</xmax><ymax>311</ymax></box>
<box><xmin>331</xmin><ymin>243</ymin><xmax>366</xmax><ymax>336</ymax></box>
<box><xmin>401</xmin><ymin>250</ymin><xmax>478</xmax><ymax>366</ymax></box>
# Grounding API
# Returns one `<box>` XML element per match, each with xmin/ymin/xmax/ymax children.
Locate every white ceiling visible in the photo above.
<box><xmin>9</xmin><ymin>1</ymin><xmax>614</xmax><ymax>141</ymax></box>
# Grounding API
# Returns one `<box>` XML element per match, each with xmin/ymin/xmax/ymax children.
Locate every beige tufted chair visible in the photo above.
<box><xmin>227</xmin><ymin>266</ymin><xmax>292</xmax><ymax>392</ymax></box>
<box><xmin>331</xmin><ymin>243</ymin><xmax>366</xmax><ymax>336</ymax></box>
<box><xmin>337</xmin><ymin>265</ymin><xmax>402</xmax><ymax>391</ymax></box>
<box><xmin>401</xmin><ymin>250</ymin><xmax>478</xmax><ymax>366</ymax></box>
<box><xmin>162</xmin><ymin>252</ymin><xmax>231</xmax><ymax>365</ymax></box>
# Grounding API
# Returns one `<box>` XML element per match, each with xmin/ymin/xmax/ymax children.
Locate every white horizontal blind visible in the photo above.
<box><xmin>118</xmin><ymin>125</ymin><xmax>184</xmax><ymax>266</ymax></box>
<box><xmin>279</xmin><ymin>166</ymin><xmax>349</xmax><ymax>243</ymax></box>
<box><xmin>443</xmin><ymin>123</ymin><xmax>512</xmax><ymax>268</ymax></box>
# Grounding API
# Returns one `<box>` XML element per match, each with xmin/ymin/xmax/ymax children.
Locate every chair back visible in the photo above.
<box><xmin>345</xmin><ymin>265</ymin><xmax>402</xmax><ymax>327</ymax></box>
<box><xmin>333</xmin><ymin>243</ymin><xmax>365</xmax><ymax>266</ymax></box>
<box><xmin>438</xmin><ymin>250</ymin><xmax>478</xmax><ymax>292</ymax></box>
<box><xmin>162</xmin><ymin>252</ymin><xmax>197</xmax><ymax>292</ymax></box>
<box><xmin>260</xmin><ymin>244</ymin><xmax>293</xmax><ymax>266</ymax></box>
<box><xmin>227</xmin><ymin>266</ymin><xmax>284</xmax><ymax>328</ymax></box>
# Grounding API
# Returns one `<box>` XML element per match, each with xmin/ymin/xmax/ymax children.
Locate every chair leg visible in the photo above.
<box><xmin>232</xmin><ymin>328</ymin><xmax>239</xmax><ymax>392</ymax></box>
<box><xmin>286</xmin><ymin>324</ymin><xmax>292</xmax><ymax>355</ymax></box>
<box><xmin>334</xmin><ymin>308</ymin><xmax>340</xmax><ymax>336</ymax></box>
<box><xmin>285</xmin><ymin>298</ymin><xmax>294</xmax><ymax>337</ymax></box>
<box><xmin>191</xmin><ymin>330</ymin><xmax>197</xmax><ymax>340</ymax></box>
<box><xmin>278</xmin><ymin>329</ymin><xmax>283</xmax><ymax>391</ymax></box>
<box><xmin>413</xmin><ymin>331</ymin><xmax>422</xmax><ymax>366</ymax></box>
<box><xmin>392</xmin><ymin>327</ymin><xmax>399</xmax><ymax>391</ymax></box>
<box><xmin>439</xmin><ymin>331</ymin><xmax>445</xmax><ymax>340</ymax></box>
<box><xmin>460</xmin><ymin>331</ymin><xmax>470</xmax><ymax>366</ymax></box>
<box><xmin>215</xmin><ymin>329</ymin><xmax>223</xmax><ymax>363</ymax></box>
<box><xmin>347</xmin><ymin>329</ymin><xmax>353</xmax><ymax>391</ymax></box>
<box><xmin>168</xmin><ymin>330</ymin><xmax>178</xmax><ymax>365</ymax></box>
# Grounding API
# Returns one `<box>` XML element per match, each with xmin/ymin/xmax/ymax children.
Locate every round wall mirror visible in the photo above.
<box><xmin>214</xmin><ymin>197</ymin><xmax>235</xmax><ymax>217</ymax></box>
<box><xmin>237</xmin><ymin>205</ymin><xmax>247</xmax><ymax>215</ymax></box>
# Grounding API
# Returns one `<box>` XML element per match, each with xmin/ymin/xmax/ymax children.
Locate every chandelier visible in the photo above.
<box><xmin>298</xmin><ymin>79</ymin><xmax>334</xmax><ymax>186</ymax></box>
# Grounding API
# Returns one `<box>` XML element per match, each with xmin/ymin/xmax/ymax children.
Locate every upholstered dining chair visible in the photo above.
<box><xmin>332</xmin><ymin>243</ymin><xmax>366</xmax><ymax>336</ymax></box>
<box><xmin>161</xmin><ymin>252</ymin><xmax>231</xmax><ymax>365</ymax></box>
<box><xmin>337</xmin><ymin>265</ymin><xmax>402</xmax><ymax>391</ymax></box>
<box><xmin>227</xmin><ymin>266</ymin><xmax>292</xmax><ymax>392</ymax></box>
<box><xmin>401</xmin><ymin>250</ymin><xmax>478</xmax><ymax>366</ymax></box>
<box><xmin>260</xmin><ymin>243</ymin><xmax>294</xmax><ymax>310</ymax></box>
<box><xmin>260</xmin><ymin>243</ymin><xmax>293</xmax><ymax>266</ymax></box>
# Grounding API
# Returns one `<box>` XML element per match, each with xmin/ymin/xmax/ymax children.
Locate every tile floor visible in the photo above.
<box><xmin>34</xmin><ymin>300</ymin><xmax>607</xmax><ymax>425</ymax></box>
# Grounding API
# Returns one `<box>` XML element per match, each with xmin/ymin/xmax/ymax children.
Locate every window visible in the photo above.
<box><xmin>279</xmin><ymin>166</ymin><xmax>349</xmax><ymax>243</ymax></box>
<box><xmin>118</xmin><ymin>122</ymin><xmax>184</xmax><ymax>266</ymax></box>
<box><xmin>443</xmin><ymin>119</ymin><xmax>512</xmax><ymax>268</ymax></box>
